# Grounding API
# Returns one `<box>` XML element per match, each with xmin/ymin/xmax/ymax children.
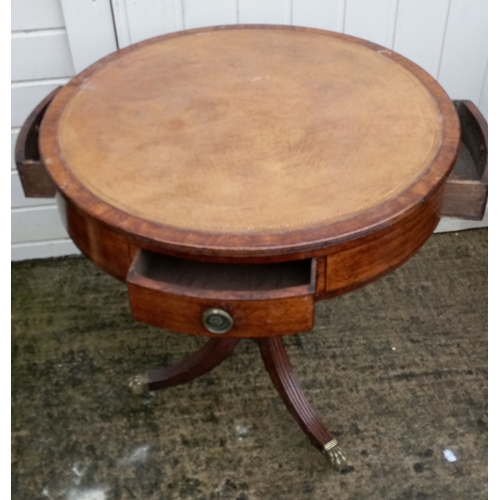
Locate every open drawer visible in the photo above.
<box><xmin>15</xmin><ymin>87</ymin><xmax>61</xmax><ymax>198</ymax></box>
<box><xmin>126</xmin><ymin>250</ymin><xmax>316</xmax><ymax>338</ymax></box>
<box><xmin>441</xmin><ymin>100</ymin><xmax>488</xmax><ymax>220</ymax></box>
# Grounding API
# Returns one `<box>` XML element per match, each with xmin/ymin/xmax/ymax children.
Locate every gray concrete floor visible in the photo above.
<box><xmin>12</xmin><ymin>230</ymin><xmax>487</xmax><ymax>500</ymax></box>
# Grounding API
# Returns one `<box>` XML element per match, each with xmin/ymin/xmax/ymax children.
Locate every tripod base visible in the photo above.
<box><xmin>129</xmin><ymin>336</ymin><xmax>351</xmax><ymax>472</ymax></box>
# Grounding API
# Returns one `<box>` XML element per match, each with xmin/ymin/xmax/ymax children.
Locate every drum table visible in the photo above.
<box><xmin>16</xmin><ymin>26</ymin><xmax>488</xmax><ymax>472</ymax></box>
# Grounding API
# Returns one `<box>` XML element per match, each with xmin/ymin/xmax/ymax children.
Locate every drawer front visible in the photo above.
<box><xmin>126</xmin><ymin>248</ymin><xmax>316</xmax><ymax>338</ymax></box>
<box><xmin>324</xmin><ymin>190</ymin><xmax>442</xmax><ymax>298</ymax></box>
<box><xmin>61</xmin><ymin>198</ymin><xmax>134</xmax><ymax>281</ymax></box>
<box><xmin>127</xmin><ymin>283</ymin><xmax>314</xmax><ymax>338</ymax></box>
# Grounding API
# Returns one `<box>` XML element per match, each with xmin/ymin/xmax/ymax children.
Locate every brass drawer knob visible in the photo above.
<box><xmin>202</xmin><ymin>308</ymin><xmax>234</xmax><ymax>334</ymax></box>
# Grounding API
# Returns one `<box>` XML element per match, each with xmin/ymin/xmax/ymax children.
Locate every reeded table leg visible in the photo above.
<box><xmin>128</xmin><ymin>337</ymin><xmax>240</xmax><ymax>395</ymax></box>
<box><xmin>257</xmin><ymin>337</ymin><xmax>350</xmax><ymax>472</ymax></box>
<box><xmin>128</xmin><ymin>334</ymin><xmax>350</xmax><ymax>471</ymax></box>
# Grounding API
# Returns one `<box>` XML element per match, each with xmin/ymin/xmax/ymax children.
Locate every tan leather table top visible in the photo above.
<box><xmin>48</xmin><ymin>27</ymin><xmax>446</xmax><ymax>235</ymax></box>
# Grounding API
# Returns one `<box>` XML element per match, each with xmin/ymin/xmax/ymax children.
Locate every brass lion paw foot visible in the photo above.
<box><xmin>323</xmin><ymin>439</ymin><xmax>353</xmax><ymax>473</ymax></box>
<box><xmin>128</xmin><ymin>373</ymin><xmax>149</xmax><ymax>395</ymax></box>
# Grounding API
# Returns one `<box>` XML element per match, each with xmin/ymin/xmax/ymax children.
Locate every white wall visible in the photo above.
<box><xmin>11</xmin><ymin>0</ymin><xmax>117</xmax><ymax>261</ymax></box>
<box><xmin>111</xmin><ymin>0</ymin><xmax>487</xmax><ymax>108</ymax></box>
<box><xmin>11</xmin><ymin>0</ymin><xmax>488</xmax><ymax>260</ymax></box>
<box><xmin>11</xmin><ymin>0</ymin><xmax>79</xmax><ymax>261</ymax></box>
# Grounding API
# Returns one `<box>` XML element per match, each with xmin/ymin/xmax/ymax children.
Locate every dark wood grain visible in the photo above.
<box><xmin>258</xmin><ymin>337</ymin><xmax>334</xmax><ymax>450</ymax></box>
<box><xmin>130</xmin><ymin>249</ymin><xmax>314</xmax><ymax>297</ymax></box>
<box><xmin>321</xmin><ymin>186</ymin><xmax>443</xmax><ymax>299</ymax></box>
<box><xmin>126</xmin><ymin>248</ymin><xmax>315</xmax><ymax>337</ymax></box>
<box><xmin>127</xmin><ymin>283</ymin><xmax>314</xmax><ymax>338</ymax></box>
<box><xmin>441</xmin><ymin>100</ymin><xmax>488</xmax><ymax>220</ymax></box>
<box><xmin>15</xmin><ymin>87</ymin><xmax>60</xmax><ymax>198</ymax></box>
<box><xmin>146</xmin><ymin>338</ymin><xmax>240</xmax><ymax>391</ymax></box>
<box><xmin>61</xmin><ymin>197</ymin><xmax>133</xmax><ymax>281</ymax></box>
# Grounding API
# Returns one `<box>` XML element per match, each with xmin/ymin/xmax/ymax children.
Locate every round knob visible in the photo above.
<box><xmin>202</xmin><ymin>308</ymin><xmax>234</xmax><ymax>334</ymax></box>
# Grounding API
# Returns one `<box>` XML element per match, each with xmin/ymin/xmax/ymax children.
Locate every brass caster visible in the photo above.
<box><xmin>323</xmin><ymin>439</ymin><xmax>352</xmax><ymax>473</ymax></box>
<box><xmin>128</xmin><ymin>373</ymin><xmax>149</xmax><ymax>396</ymax></box>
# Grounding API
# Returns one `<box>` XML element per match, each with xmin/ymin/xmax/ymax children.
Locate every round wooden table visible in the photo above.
<box><xmin>19</xmin><ymin>25</ymin><xmax>487</xmax><ymax>471</ymax></box>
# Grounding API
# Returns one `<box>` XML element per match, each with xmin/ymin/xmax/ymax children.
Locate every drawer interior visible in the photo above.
<box><xmin>449</xmin><ymin>101</ymin><xmax>487</xmax><ymax>182</ymax></box>
<box><xmin>127</xmin><ymin>249</ymin><xmax>315</xmax><ymax>298</ymax></box>
<box><xmin>449</xmin><ymin>142</ymin><xmax>481</xmax><ymax>181</ymax></box>
<box><xmin>441</xmin><ymin>100</ymin><xmax>487</xmax><ymax>220</ymax></box>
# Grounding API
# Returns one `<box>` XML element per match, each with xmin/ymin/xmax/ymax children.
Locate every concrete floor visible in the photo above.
<box><xmin>12</xmin><ymin>230</ymin><xmax>487</xmax><ymax>500</ymax></box>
